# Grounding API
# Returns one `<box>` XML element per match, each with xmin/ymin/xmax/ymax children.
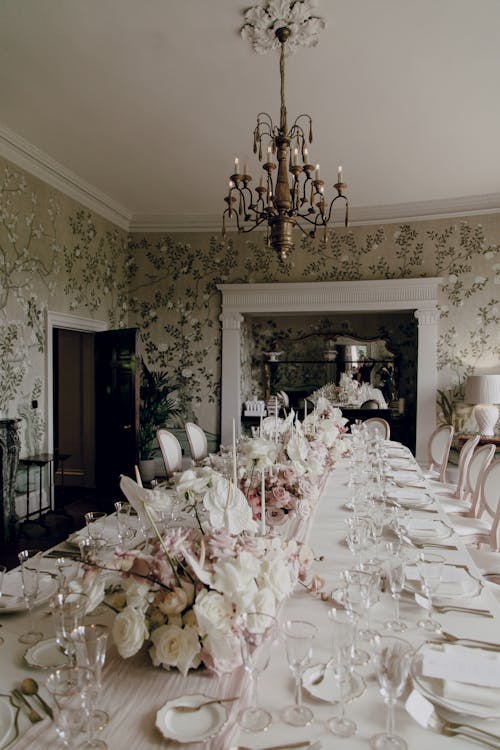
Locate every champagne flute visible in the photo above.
<box><xmin>72</xmin><ymin>623</ymin><xmax>109</xmax><ymax>747</ymax></box>
<box><xmin>341</xmin><ymin>569</ymin><xmax>371</xmax><ymax>665</ymax></box>
<box><xmin>18</xmin><ymin>549</ymin><xmax>43</xmax><ymax>645</ymax></box>
<box><xmin>282</xmin><ymin>619</ymin><xmax>317</xmax><ymax>726</ymax></box>
<box><xmin>238</xmin><ymin>612</ymin><xmax>278</xmax><ymax>732</ymax></box>
<box><xmin>327</xmin><ymin>608</ymin><xmax>357</xmax><ymax>737</ymax></box>
<box><xmin>114</xmin><ymin>501</ymin><xmax>136</xmax><ymax>545</ymax></box>
<box><xmin>46</xmin><ymin>665</ymin><xmax>93</xmax><ymax>749</ymax></box>
<box><xmin>50</xmin><ymin>592</ymin><xmax>87</xmax><ymax>664</ymax></box>
<box><xmin>370</xmin><ymin>636</ymin><xmax>413</xmax><ymax>750</ymax></box>
<box><xmin>416</xmin><ymin>552</ymin><xmax>444</xmax><ymax>632</ymax></box>
<box><xmin>84</xmin><ymin>512</ymin><xmax>107</xmax><ymax>540</ymax></box>
<box><xmin>385</xmin><ymin>555</ymin><xmax>407</xmax><ymax>632</ymax></box>
<box><xmin>0</xmin><ymin>565</ymin><xmax>5</xmax><ymax>644</ymax></box>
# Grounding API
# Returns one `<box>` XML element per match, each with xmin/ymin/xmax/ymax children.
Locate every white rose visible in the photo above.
<box><xmin>193</xmin><ymin>589</ymin><xmax>233</xmax><ymax>634</ymax></box>
<box><xmin>123</xmin><ymin>580</ymin><xmax>151</xmax><ymax>610</ymax></box>
<box><xmin>149</xmin><ymin>624</ymin><xmax>201</xmax><ymax>676</ymax></box>
<box><xmin>258</xmin><ymin>557</ymin><xmax>294</xmax><ymax>600</ymax></box>
<box><xmin>113</xmin><ymin>606</ymin><xmax>148</xmax><ymax>658</ymax></box>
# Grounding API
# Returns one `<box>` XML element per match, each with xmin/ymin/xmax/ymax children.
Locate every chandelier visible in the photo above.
<box><xmin>222</xmin><ymin>4</ymin><xmax>348</xmax><ymax>263</ymax></box>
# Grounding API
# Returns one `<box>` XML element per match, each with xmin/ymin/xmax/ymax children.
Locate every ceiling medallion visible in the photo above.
<box><xmin>222</xmin><ymin>1</ymin><xmax>348</xmax><ymax>263</ymax></box>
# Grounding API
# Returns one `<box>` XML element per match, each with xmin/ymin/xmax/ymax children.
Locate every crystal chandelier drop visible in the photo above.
<box><xmin>222</xmin><ymin>15</ymin><xmax>348</xmax><ymax>263</ymax></box>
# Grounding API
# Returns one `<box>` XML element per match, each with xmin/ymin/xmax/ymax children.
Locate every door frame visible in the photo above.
<box><xmin>46</xmin><ymin>311</ymin><xmax>107</xmax><ymax>456</ymax></box>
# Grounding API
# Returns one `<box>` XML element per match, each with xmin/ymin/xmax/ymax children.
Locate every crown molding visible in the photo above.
<box><xmin>0</xmin><ymin>122</ymin><xmax>131</xmax><ymax>230</ymax></box>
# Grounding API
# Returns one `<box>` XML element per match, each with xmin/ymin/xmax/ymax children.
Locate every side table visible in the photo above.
<box><xmin>19</xmin><ymin>453</ymin><xmax>55</xmax><ymax>519</ymax></box>
<box><xmin>457</xmin><ymin>433</ymin><xmax>500</xmax><ymax>450</ymax></box>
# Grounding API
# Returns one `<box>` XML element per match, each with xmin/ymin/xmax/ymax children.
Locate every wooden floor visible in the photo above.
<box><xmin>1</xmin><ymin>486</ymin><xmax>117</xmax><ymax>569</ymax></box>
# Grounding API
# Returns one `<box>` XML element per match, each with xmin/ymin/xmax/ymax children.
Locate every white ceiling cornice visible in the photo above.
<box><xmin>1</xmin><ymin>121</ymin><xmax>499</xmax><ymax>235</ymax></box>
<box><xmin>0</xmin><ymin>122</ymin><xmax>132</xmax><ymax>231</ymax></box>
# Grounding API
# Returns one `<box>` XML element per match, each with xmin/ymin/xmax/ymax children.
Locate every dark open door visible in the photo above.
<box><xmin>94</xmin><ymin>328</ymin><xmax>140</xmax><ymax>490</ymax></box>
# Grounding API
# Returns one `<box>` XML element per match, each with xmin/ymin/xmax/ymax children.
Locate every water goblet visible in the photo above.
<box><xmin>46</xmin><ymin>665</ymin><xmax>93</xmax><ymax>749</ymax></box>
<box><xmin>238</xmin><ymin>612</ymin><xmax>278</xmax><ymax>732</ymax></box>
<box><xmin>50</xmin><ymin>592</ymin><xmax>88</xmax><ymax>664</ymax></box>
<box><xmin>0</xmin><ymin>565</ymin><xmax>5</xmax><ymax>644</ymax></box>
<box><xmin>385</xmin><ymin>554</ymin><xmax>407</xmax><ymax>632</ymax></box>
<box><xmin>114</xmin><ymin>501</ymin><xmax>136</xmax><ymax>545</ymax></box>
<box><xmin>282</xmin><ymin>619</ymin><xmax>318</xmax><ymax>726</ymax></box>
<box><xmin>17</xmin><ymin>549</ymin><xmax>43</xmax><ymax>645</ymax></box>
<box><xmin>84</xmin><ymin>512</ymin><xmax>107</xmax><ymax>540</ymax></box>
<box><xmin>416</xmin><ymin>552</ymin><xmax>444</xmax><ymax>632</ymax></box>
<box><xmin>72</xmin><ymin>623</ymin><xmax>109</xmax><ymax>746</ymax></box>
<box><xmin>55</xmin><ymin>557</ymin><xmax>81</xmax><ymax>594</ymax></box>
<box><xmin>370</xmin><ymin>636</ymin><xmax>413</xmax><ymax>750</ymax></box>
<box><xmin>326</xmin><ymin>608</ymin><xmax>357</xmax><ymax>737</ymax></box>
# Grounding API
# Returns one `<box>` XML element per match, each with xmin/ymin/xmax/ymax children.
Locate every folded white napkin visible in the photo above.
<box><xmin>68</xmin><ymin>520</ymin><xmax>121</xmax><ymax>547</ymax></box>
<box><xmin>389</xmin><ymin>459</ymin><xmax>418</xmax><ymax>471</ymax></box>
<box><xmin>406</xmin><ymin>565</ymin><xmax>471</xmax><ymax>595</ymax></box>
<box><xmin>405</xmin><ymin>518</ymin><xmax>448</xmax><ymax>539</ymax></box>
<box><xmin>391</xmin><ymin>472</ymin><xmax>426</xmax><ymax>487</ymax></box>
<box><xmin>388</xmin><ymin>488</ymin><xmax>428</xmax><ymax>505</ymax></box>
<box><xmin>422</xmin><ymin>644</ymin><xmax>500</xmax><ymax>707</ymax></box>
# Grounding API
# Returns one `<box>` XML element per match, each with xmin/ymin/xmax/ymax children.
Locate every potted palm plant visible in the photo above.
<box><xmin>139</xmin><ymin>361</ymin><xmax>181</xmax><ymax>481</ymax></box>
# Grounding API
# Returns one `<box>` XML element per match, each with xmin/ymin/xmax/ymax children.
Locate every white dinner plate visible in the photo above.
<box><xmin>403</xmin><ymin>519</ymin><xmax>452</xmax><ymax>543</ymax></box>
<box><xmin>0</xmin><ymin>694</ymin><xmax>17</xmax><ymax>749</ymax></box>
<box><xmin>303</xmin><ymin>664</ymin><xmax>366</xmax><ymax>703</ymax></box>
<box><xmin>387</xmin><ymin>489</ymin><xmax>433</xmax><ymax>509</ymax></box>
<box><xmin>0</xmin><ymin>572</ymin><xmax>58</xmax><ymax>614</ymax></box>
<box><xmin>155</xmin><ymin>694</ymin><xmax>230</xmax><ymax>743</ymax></box>
<box><xmin>24</xmin><ymin>637</ymin><xmax>69</xmax><ymax>669</ymax></box>
<box><xmin>405</xmin><ymin>565</ymin><xmax>482</xmax><ymax>601</ymax></box>
<box><xmin>411</xmin><ymin>643</ymin><xmax>500</xmax><ymax>719</ymax></box>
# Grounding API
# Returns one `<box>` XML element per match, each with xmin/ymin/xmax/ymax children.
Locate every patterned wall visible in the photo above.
<box><xmin>2</xmin><ymin>153</ymin><xmax>500</xmax><ymax>456</ymax></box>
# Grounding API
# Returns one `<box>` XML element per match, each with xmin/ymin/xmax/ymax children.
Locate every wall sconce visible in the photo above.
<box><xmin>464</xmin><ymin>374</ymin><xmax>500</xmax><ymax>436</ymax></box>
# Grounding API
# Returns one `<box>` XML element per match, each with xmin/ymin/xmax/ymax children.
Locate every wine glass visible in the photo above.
<box><xmin>416</xmin><ymin>552</ymin><xmax>444</xmax><ymax>632</ymax></box>
<box><xmin>282</xmin><ymin>619</ymin><xmax>317</xmax><ymax>726</ymax></box>
<box><xmin>50</xmin><ymin>592</ymin><xmax>87</xmax><ymax>664</ymax></box>
<box><xmin>17</xmin><ymin>549</ymin><xmax>43</xmax><ymax>645</ymax></box>
<box><xmin>114</xmin><ymin>501</ymin><xmax>136</xmax><ymax>545</ymax></box>
<box><xmin>85</xmin><ymin>512</ymin><xmax>107</xmax><ymax>540</ymax></box>
<box><xmin>72</xmin><ymin>623</ymin><xmax>109</xmax><ymax>747</ymax></box>
<box><xmin>46</xmin><ymin>665</ymin><xmax>93</xmax><ymax>749</ymax></box>
<box><xmin>370</xmin><ymin>636</ymin><xmax>413</xmax><ymax>750</ymax></box>
<box><xmin>327</xmin><ymin>608</ymin><xmax>357</xmax><ymax>737</ymax></box>
<box><xmin>345</xmin><ymin>516</ymin><xmax>370</xmax><ymax>569</ymax></box>
<box><xmin>385</xmin><ymin>554</ymin><xmax>407</xmax><ymax>632</ymax></box>
<box><xmin>238</xmin><ymin>612</ymin><xmax>278</xmax><ymax>732</ymax></box>
<box><xmin>55</xmin><ymin>557</ymin><xmax>81</xmax><ymax>594</ymax></box>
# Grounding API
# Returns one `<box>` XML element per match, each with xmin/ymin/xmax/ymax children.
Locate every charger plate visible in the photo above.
<box><xmin>303</xmin><ymin>665</ymin><xmax>365</xmax><ymax>703</ymax></box>
<box><xmin>411</xmin><ymin>642</ymin><xmax>500</xmax><ymax>719</ymax></box>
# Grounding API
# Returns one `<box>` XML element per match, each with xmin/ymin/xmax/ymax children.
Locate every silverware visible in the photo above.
<box><xmin>11</xmin><ymin>688</ymin><xmax>42</xmax><ymax>723</ymax></box>
<box><xmin>20</xmin><ymin>678</ymin><xmax>53</xmax><ymax>719</ymax></box>
<box><xmin>432</xmin><ymin>603</ymin><xmax>493</xmax><ymax>617</ymax></box>
<box><xmin>310</xmin><ymin>657</ymin><xmax>335</xmax><ymax>685</ymax></box>
<box><xmin>401</xmin><ymin>535</ymin><xmax>457</xmax><ymax>551</ymax></box>
<box><xmin>174</xmin><ymin>695</ymin><xmax>239</xmax><ymax>713</ymax></box>
<box><xmin>437</xmin><ymin>630</ymin><xmax>500</xmax><ymax>650</ymax></box>
<box><xmin>426</xmin><ymin>702</ymin><xmax>500</xmax><ymax>747</ymax></box>
<box><xmin>232</xmin><ymin>742</ymin><xmax>320</xmax><ymax>750</ymax></box>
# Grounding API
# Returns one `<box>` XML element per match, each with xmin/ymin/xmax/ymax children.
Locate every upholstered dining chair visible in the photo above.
<box><xmin>157</xmin><ymin>428</ymin><xmax>183</xmax><ymax>477</ymax></box>
<box><xmin>363</xmin><ymin>417</ymin><xmax>391</xmax><ymax>440</ymax></box>
<box><xmin>185</xmin><ymin>422</ymin><xmax>208</xmax><ymax>463</ymax></box>
<box><xmin>423</xmin><ymin>424</ymin><xmax>454</xmax><ymax>483</ymax></box>
<box><xmin>437</xmin><ymin>442</ymin><xmax>494</xmax><ymax>516</ymax></box>
<box><xmin>360</xmin><ymin>399</ymin><xmax>380</xmax><ymax>409</ymax></box>
<box><xmin>466</xmin><ymin>460</ymin><xmax>500</xmax><ymax>594</ymax></box>
<box><xmin>427</xmin><ymin>434</ymin><xmax>480</xmax><ymax>502</ymax></box>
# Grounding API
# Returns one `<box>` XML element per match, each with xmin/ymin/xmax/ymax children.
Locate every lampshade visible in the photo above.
<box><xmin>464</xmin><ymin>374</ymin><xmax>500</xmax><ymax>437</ymax></box>
<box><xmin>464</xmin><ymin>374</ymin><xmax>500</xmax><ymax>405</ymax></box>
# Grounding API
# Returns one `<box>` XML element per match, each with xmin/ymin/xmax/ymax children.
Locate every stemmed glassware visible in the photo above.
<box><xmin>0</xmin><ymin>565</ymin><xmax>5</xmax><ymax>645</ymax></box>
<box><xmin>327</xmin><ymin>608</ymin><xmax>357</xmax><ymax>738</ymax></box>
<box><xmin>341</xmin><ymin>569</ymin><xmax>372</xmax><ymax>665</ymax></box>
<box><xmin>385</xmin><ymin>554</ymin><xmax>407</xmax><ymax>632</ymax></box>
<box><xmin>55</xmin><ymin>557</ymin><xmax>81</xmax><ymax>594</ymax></box>
<box><xmin>238</xmin><ymin>612</ymin><xmax>278</xmax><ymax>732</ymax></box>
<box><xmin>416</xmin><ymin>552</ymin><xmax>444</xmax><ymax>632</ymax></box>
<box><xmin>18</xmin><ymin>549</ymin><xmax>43</xmax><ymax>645</ymax></box>
<box><xmin>370</xmin><ymin>636</ymin><xmax>413</xmax><ymax>750</ymax></box>
<box><xmin>85</xmin><ymin>512</ymin><xmax>107</xmax><ymax>540</ymax></box>
<box><xmin>46</xmin><ymin>665</ymin><xmax>93</xmax><ymax>749</ymax></box>
<box><xmin>345</xmin><ymin>516</ymin><xmax>370</xmax><ymax>569</ymax></box>
<box><xmin>50</xmin><ymin>592</ymin><xmax>88</xmax><ymax>664</ymax></box>
<box><xmin>72</xmin><ymin>623</ymin><xmax>109</xmax><ymax>748</ymax></box>
<box><xmin>282</xmin><ymin>619</ymin><xmax>318</xmax><ymax>726</ymax></box>
<box><xmin>114</xmin><ymin>501</ymin><xmax>136</xmax><ymax>545</ymax></box>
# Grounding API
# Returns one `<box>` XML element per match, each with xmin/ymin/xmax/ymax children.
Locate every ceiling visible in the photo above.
<box><xmin>1</xmin><ymin>0</ymin><xmax>500</xmax><ymax>231</ymax></box>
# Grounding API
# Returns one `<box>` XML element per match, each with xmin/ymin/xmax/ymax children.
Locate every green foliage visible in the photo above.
<box><xmin>139</xmin><ymin>361</ymin><xmax>181</xmax><ymax>459</ymax></box>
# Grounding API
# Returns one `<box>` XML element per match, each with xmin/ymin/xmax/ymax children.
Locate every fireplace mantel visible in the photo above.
<box><xmin>218</xmin><ymin>278</ymin><xmax>442</xmax><ymax>462</ymax></box>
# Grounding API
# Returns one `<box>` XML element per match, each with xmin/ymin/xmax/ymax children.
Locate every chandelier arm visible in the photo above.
<box><xmin>290</xmin><ymin>114</ymin><xmax>313</xmax><ymax>143</ymax></box>
<box><xmin>324</xmin><ymin>193</ymin><xmax>349</xmax><ymax>227</ymax></box>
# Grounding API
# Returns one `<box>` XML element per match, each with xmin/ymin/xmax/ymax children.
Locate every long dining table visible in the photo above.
<box><xmin>3</xmin><ymin>439</ymin><xmax>500</xmax><ymax>750</ymax></box>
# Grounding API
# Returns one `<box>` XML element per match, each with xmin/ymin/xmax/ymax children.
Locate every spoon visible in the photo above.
<box><xmin>20</xmin><ymin>678</ymin><xmax>53</xmax><ymax>719</ymax></box>
<box><xmin>310</xmin><ymin>657</ymin><xmax>336</xmax><ymax>685</ymax></box>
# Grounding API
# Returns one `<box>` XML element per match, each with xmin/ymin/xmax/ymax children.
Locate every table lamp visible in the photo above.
<box><xmin>464</xmin><ymin>374</ymin><xmax>500</xmax><ymax>436</ymax></box>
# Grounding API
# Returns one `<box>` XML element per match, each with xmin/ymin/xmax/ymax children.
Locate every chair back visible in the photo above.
<box><xmin>157</xmin><ymin>429</ymin><xmax>183</xmax><ymax>477</ymax></box>
<box><xmin>428</xmin><ymin>424</ymin><xmax>454</xmax><ymax>482</ymax></box>
<box><xmin>185</xmin><ymin>422</ymin><xmax>208</xmax><ymax>462</ymax></box>
<box><xmin>453</xmin><ymin>434</ymin><xmax>480</xmax><ymax>500</ymax></box>
<box><xmin>465</xmin><ymin>443</ymin><xmax>496</xmax><ymax>517</ymax></box>
<box><xmin>360</xmin><ymin>399</ymin><xmax>380</xmax><ymax>409</ymax></box>
<box><xmin>481</xmin><ymin>460</ymin><xmax>500</xmax><ymax>551</ymax></box>
<box><xmin>363</xmin><ymin>417</ymin><xmax>390</xmax><ymax>440</ymax></box>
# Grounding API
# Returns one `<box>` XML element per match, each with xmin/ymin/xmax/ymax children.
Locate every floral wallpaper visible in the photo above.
<box><xmin>2</xmin><ymin>150</ymin><xmax>500</xmax><ymax>460</ymax></box>
<box><xmin>0</xmin><ymin>156</ymin><xmax>129</xmax><ymax>455</ymax></box>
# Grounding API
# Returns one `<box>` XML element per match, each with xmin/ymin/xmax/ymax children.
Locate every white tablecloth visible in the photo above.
<box><xmin>4</xmin><ymin>454</ymin><xmax>500</xmax><ymax>749</ymax></box>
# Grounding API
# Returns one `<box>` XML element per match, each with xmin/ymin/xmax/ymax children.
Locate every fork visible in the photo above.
<box><xmin>427</xmin><ymin>706</ymin><xmax>500</xmax><ymax>747</ymax></box>
<box><xmin>174</xmin><ymin>696</ymin><xmax>239</xmax><ymax>712</ymax></box>
<box><xmin>232</xmin><ymin>742</ymin><xmax>321</xmax><ymax>750</ymax></box>
<box><xmin>437</xmin><ymin>630</ymin><xmax>500</xmax><ymax>649</ymax></box>
<box><xmin>432</xmin><ymin>603</ymin><xmax>493</xmax><ymax>617</ymax></box>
